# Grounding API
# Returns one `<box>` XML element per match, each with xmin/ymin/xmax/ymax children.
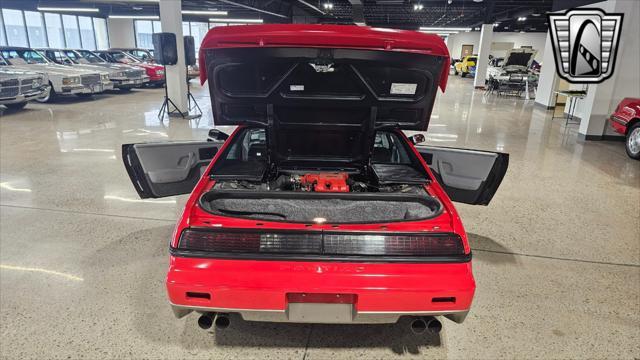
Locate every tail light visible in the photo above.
<box><xmin>177</xmin><ymin>229</ymin><xmax>465</xmax><ymax>257</ymax></box>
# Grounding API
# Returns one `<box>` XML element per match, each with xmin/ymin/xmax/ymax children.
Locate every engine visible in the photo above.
<box><xmin>298</xmin><ymin>173</ymin><xmax>349</xmax><ymax>192</ymax></box>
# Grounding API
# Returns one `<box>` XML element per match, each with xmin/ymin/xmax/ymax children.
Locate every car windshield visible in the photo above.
<box><xmin>469</xmin><ymin>57</ymin><xmax>477</xmax><ymax>63</ymax></box>
<box><xmin>63</xmin><ymin>50</ymin><xmax>90</xmax><ymax>64</ymax></box>
<box><xmin>0</xmin><ymin>54</ymin><xmax>8</xmax><ymax>66</ymax></box>
<box><xmin>1</xmin><ymin>49</ymin><xmax>49</xmax><ymax>65</ymax></box>
<box><xmin>76</xmin><ymin>50</ymin><xmax>103</xmax><ymax>64</ymax></box>
<box><xmin>111</xmin><ymin>52</ymin><xmax>140</xmax><ymax>63</ymax></box>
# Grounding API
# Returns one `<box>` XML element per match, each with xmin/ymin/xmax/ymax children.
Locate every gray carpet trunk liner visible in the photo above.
<box><xmin>200</xmin><ymin>191</ymin><xmax>442</xmax><ymax>223</ymax></box>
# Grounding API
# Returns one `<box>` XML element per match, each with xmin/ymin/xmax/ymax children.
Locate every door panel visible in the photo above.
<box><xmin>417</xmin><ymin>145</ymin><xmax>508</xmax><ymax>205</ymax></box>
<box><xmin>122</xmin><ymin>141</ymin><xmax>223</xmax><ymax>199</ymax></box>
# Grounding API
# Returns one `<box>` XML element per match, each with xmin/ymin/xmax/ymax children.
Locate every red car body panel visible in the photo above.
<box><xmin>608</xmin><ymin>97</ymin><xmax>640</xmax><ymax>135</ymax></box>
<box><xmin>164</xmin><ymin>25</ymin><xmax>479</xmax><ymax>324</ymax></box>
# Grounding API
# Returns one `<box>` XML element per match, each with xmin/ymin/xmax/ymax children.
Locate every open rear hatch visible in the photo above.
<box><xmin>199</xmin><ymin>25</ymin><xmax>450</xmax><ymax>162</ymax></box>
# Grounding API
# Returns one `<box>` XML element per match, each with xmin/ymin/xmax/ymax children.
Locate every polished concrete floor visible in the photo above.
<box><xmin>1</xmin><ymin>76</ymin><xmax>638</xmax><ymax>359</ymax></box>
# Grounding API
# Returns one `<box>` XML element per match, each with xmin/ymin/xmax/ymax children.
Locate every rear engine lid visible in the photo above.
<box><xmin>198</xmin><ymin>24</ymin><xmax>450</xmax><ymax>132</ymax></box>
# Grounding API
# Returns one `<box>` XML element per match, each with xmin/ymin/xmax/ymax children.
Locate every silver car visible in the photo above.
<box><xmin>37</xmin><ymin>48</ymin><xmax>149</xmax><ymax>89</ymax></box>
<box><xmin>0</xmin><ymin>46</ymin><xmax>113</xmax><ymax>102</ymax></box>
<box><xmin>0</xmin><ymin>67</ymin><xmax>50</xmax><ymax>110</ymax></box>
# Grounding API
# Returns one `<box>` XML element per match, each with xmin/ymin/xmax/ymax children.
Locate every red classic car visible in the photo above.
<box><xmin>608</xmin><ymin>97</ymin><xmax>640</xmax><ymax>159</ymax></box>
<box><xmin>123</xmin><ymin>25</ymin><xmax>508</xmax><ymax>334</ymax></box>
<box><xmin>96</xmin><ymin>50</ymin><xmax>165</xmax><ymax>87</ymax></box>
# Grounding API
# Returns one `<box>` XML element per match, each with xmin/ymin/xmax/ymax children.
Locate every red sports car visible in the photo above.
<box><xmin>96</xmin><ymin>50</ymin><xmax>165</xmax><ymax>87</ymax></box>
<box><xmin>608</xmin><ymin>97</ymin><xmax>640</xmax><ymax>159</ymax></box>
<box><xmin>123</xmin><ymin>25</ymin><xmax>508</xmax><ymax>334</ymax></box>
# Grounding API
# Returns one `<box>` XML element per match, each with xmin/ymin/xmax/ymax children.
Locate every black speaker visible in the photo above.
<box><xmin>184</xmin><ymin>36</ymin><xmax>196</xmax><ymax>66</ymax></box>
<box><xmin>152</xmin><ymin>32</ymin><xmax>177</xmax><ymax>65</ymax></box>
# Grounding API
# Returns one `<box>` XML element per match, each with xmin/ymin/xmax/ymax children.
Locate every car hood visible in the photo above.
<box><xmin>503</xmin><ymin>48</ymin><xmax>537</xmax><ymax>70</ymax></box>
<box><xmin>3</xmin><ymin>63</ymin><xmax>101</xmax><ymax>77</ymax></box>
<box><xmin>198</xmin><ymin>24</ymin><xmax>449</xmax><ymax>133</ymax></box>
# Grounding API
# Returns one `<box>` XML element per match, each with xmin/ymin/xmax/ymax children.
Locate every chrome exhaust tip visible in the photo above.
<box><xmin>197</xmin><ymin>313</ymin><xmax>214</xmax><ymax>330</ymax></box>
<box><xmin>410</xmin><ymin>317</ymin><xmax>428</xmax><ymax>334</ymax></box>
<box><xmin>214</xmin><ymin>313</ymin><xmax>230</xmax><ymax>330</ymax></box>
<box><xmin>425</xmin><ymin>316</ymin><xmax>442</xmax><ymax>334</ymax></box>
<box><xmin>411</xmin><ymin>316</ymin><xmax>442</xmax><ymax>335</ymax></box>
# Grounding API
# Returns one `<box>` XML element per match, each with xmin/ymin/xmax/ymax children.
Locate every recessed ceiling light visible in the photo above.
<box><xmin>413</xmin><ymin>4</ymin><xmax>424</xmax><ymax>11</ymax></box>
<box><xmin>322</xmin><ymin>2</ymin><xmax>334</xmax><ymax>10</ymax></box>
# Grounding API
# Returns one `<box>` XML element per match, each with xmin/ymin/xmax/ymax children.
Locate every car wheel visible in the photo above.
<box><xmin>453</xmin><ymin>69</ymin><xmax>458</xmax><ymax>75</ymax></box>
<box><xmin>35</xmin><ymin>82</ymin><xmax>55</xmax><ymax>103</ymax></box>
<box><xmin>625</xmin><ymin>122</ymin><xmax>640</xmax><ymax>160</ymax></box>
<box><xmin>461</xmin><ymin>72</ymin><xmax>467</xmax><ymax>78</ymax></box>
<box><xmin>4</xmin><ymin>102</ymin><xmax>27</xmax><ymax>110</ymax></box>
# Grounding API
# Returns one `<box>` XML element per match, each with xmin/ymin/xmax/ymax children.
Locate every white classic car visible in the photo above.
<box><xmin>0</xmin><ymin>67</ymin><xmax>50</xmax><ymax>110</ymax></box>
<box><xmin>486</xmin><ymin>48</ymin><xmax>538</xmax><ymax>81</ymax></box>
<box><xmin>0</xmin><ymin>47</ymin><xmax>113</xmax><ymax>102</ymax></box>
<box><xmin>36</xmin><ymin>48</ymin><xmax>149</xmax><ymax>89</ymax></box>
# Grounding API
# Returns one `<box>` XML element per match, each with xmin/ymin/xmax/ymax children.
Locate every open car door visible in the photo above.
<box><xmin>122</xmin><ymin>141</ymin><xmax>223</xmax><ymax>199</ymax></box>
<box><xmin>417</xmin><ymin>145</ymin><xmax>508</xmax><ymax>205</ymax></box>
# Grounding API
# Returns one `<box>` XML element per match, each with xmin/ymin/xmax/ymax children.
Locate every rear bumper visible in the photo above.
<box><xmin>167</xmin><ymin>257</ymin><xmax>475</xmax><ymax>324</ymax></box>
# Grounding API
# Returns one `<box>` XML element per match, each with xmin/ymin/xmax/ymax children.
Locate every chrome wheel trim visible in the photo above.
<box><xmin>628</xmin><ymin>127</ymin><xmax>640</xmax><ymax>155</ymax></box>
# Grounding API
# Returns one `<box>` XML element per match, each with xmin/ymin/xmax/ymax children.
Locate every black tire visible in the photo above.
<box><xmin>4</xmin><ymin>102</ymin><xmax>27</xmax><ymax>110</ymax></box>
<box><xmin>625</xmin><ymin>122</ymin><xmax>640</xmax><ymax>160</ymax></box>
<box><xmin>453</xmin><ymin>69</ymin><xmax>458</xmax><ymax>75</ymax></box>
<box><xmin>461</xmin><ymin>72</ymin><xmax>467</xmax><ymax>78</ymax></box>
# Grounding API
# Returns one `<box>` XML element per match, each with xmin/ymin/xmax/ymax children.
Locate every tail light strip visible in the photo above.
<box><xmin>176</xmin><ymin>228</ymin><xmax>468</xmax><ymax>261</ymax></box>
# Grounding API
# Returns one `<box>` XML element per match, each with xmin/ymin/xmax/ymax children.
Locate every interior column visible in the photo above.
<box><xmin>473</xmin><ymin>23</ymin><xmax>493</xmax><ymax>89</ymax></box>
<box><xmin>159</xmin><ymin>0</ymin><xmax>188</xmax><ymax>114</ymax></box>
<box><xmin>533</xmin><ymin>32</ymin><xmax>560</xmax><ymax>109</ymax></box>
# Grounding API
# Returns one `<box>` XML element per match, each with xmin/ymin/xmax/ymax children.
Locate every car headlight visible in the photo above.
<box><xmin>101</xmin><ymin>74</ymin><xmax>110</xmax><ymax>81</ymax></box>
<box><xmin>114</xmin><ymin>72</ymin><xmax>125</xmax><ymax>78</ymax></box>
<box><xmin>62</xmin><ymin>77</ymin><xmax>80</xmax><ymax>85</ymax></box>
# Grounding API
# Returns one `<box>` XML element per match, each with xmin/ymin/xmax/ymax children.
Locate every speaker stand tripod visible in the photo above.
<box><xmin>186</xmin><ymin>74</ymin><xmax>202</xmax><ymax>118</ymax></box>
<box><xmin>157</xmin><ymin>66</ymin><xmax>186</xmax><ymax>120</ymax></box>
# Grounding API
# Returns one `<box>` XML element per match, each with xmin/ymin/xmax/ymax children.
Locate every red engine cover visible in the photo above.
<box><xmin>300</xmin><ymin>173</ymin><xmax>349</xmax><ymax>192</ymax></box>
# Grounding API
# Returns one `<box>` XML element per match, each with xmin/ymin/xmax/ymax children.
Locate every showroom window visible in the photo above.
<box><xmin>0</xmin><ymin>11</ymin><xmax>6</xmax><ymax>46</ymax></box>
<box><xmin>134</xmin><ymin>20</ymin><xmax>154</xmax><ymax>49</ymax></box>
<box><xmin>182</xmin><ymin>21</ymin><xmax>190</xmax><ymax>36</ymax></box>
<box><xmin>0</xmin><ymin>8</ymin><xmax>109</xmax><ymax>50</ymax></box>
<box><xmin>24</xmin><ymin>11</ymin><xmax>47</xmax><ymax>48</ymax></box>
<box><xmin>2</xmin><ymin>9</ymin><xmax>28</xmax><ymax>47</ymax></box>
<box><xmin>62</xmin><ymin>15</ymin><xmax>81</xmax><ymax>48</ymax></box>
<box><xmin>93</xmin><ymin>18</ymin><xmax>109</xmax><ymax>50</ymax></box>
<box><xmin>44</xmin><ymin>13</ymin><xmax>65</xmax><ymax>48</ymax></box>
<box><xmin>134</xmin><ymin>20</ymin><xmax>163</xmax><ymax>48</ymax></box>
<box><xmin>190</xmin><ymin>22</ymin><xmax>209</xmax><ymax>56</ymax></box>
<box><xmin>78</xmin><ymin>16</ymin><xmax>96</xmax><ymax>50</ymax></box>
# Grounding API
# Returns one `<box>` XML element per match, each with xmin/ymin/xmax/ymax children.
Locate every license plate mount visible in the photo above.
<box><xmin>287</xmin><ymin>303</ymin><xmax>354</xmax><ymax>323</ymax></box>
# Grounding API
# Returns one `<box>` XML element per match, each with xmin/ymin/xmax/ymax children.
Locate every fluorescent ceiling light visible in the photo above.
<box><xmin>182</xmin><ymin>10</ymin><xmax>228</xmax><ymax>16</ymax></box>
<box><xmin>109</xmin><ymin>15</ymin><xmax>159</xmax><ymax>19</ymax></box>
<box><xmin>209</xmin><ymin>18</ymin><xmax>263</xmax><ymax>23</ymax></box>
<box><xmin>420</xmin><ymin>30</ymin><xmax>459</xmax><ymax>34</ymax></box>
<box><xmin>419</xmin><ymin>27</ymin><xmax>471</xmax><ymax>32</ymax></box>
<box><xmin>37</xmin><ymin>7</ymin><xmax>99</xmax><ymax>12</ymax></box>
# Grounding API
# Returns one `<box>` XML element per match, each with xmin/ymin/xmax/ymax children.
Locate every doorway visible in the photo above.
<box><xmin>461</xmin><ymin>44</ymin><xmax>474</xmax><ymax>58</ymax></box>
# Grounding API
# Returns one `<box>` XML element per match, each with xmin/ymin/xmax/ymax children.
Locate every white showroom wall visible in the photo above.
<box><xmin>447</xmin><ymin>31</ymin><xmax>546</xmax><ymax>62</ymax></box>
